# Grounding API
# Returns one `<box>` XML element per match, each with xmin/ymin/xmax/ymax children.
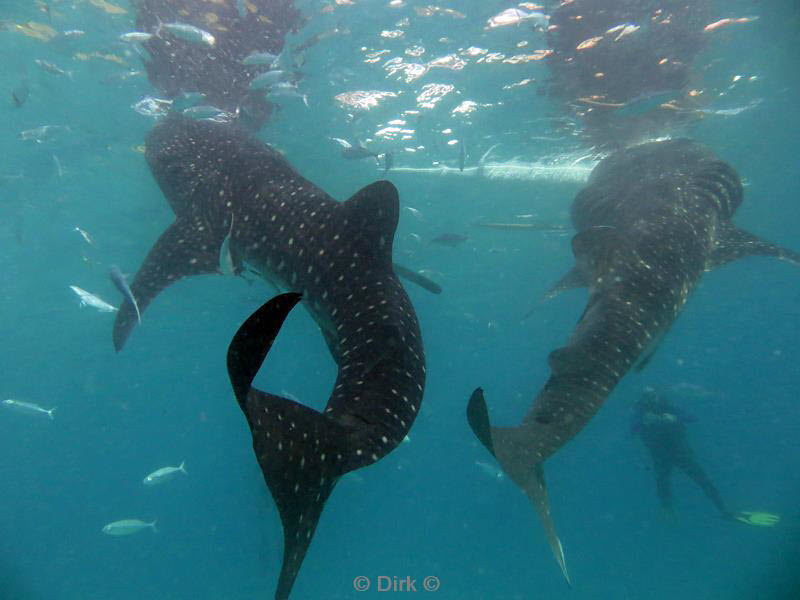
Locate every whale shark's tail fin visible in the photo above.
<box><xmin>112</xmin><ymin>213</ymin><xmax>226</xmax><ymax>351</ymax></box>
<box><xmin>227</xmin><ymin>293</ymin><xmax>361</xmax><ymax>600</ymax></box>
<box><xmin>467</xmin><ymin>388</ymin><xmax>571</xmax><ymax>587</ymax></box>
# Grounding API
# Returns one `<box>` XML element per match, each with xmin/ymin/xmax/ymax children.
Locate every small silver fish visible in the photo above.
<box><xmin>249</xmin><ymin>69</ymin><xmax>289</xmax><ymax>90</ymax></box>
<box><xmin>73</xmin><ymin>226</ymin><xmax>95</xmax><ymax>246</ymax></box>
<box><xmin>109</xmin><ymin>265</ymin><xmax>141</xmax><ymax>323</ymax></box>
<box><xmin>52</xmin><ymin>154</ymin><xmax>64</xmax><ymax>177</ymax></box>
<box><xmin>265</xmin><ymin>82</ymin><xmax>308</xmax><ymax>106</ymax></box>
<box><xmin>18</xmin><ymin>125</ymin><xmax>69</xmax><ymax>143</ymax></box>
<box><xmin>475</xmin><ymin>460</ymin><xmax>505</xmax><ymax>480</ymax></box>
<box><xmin>2</xmin><ymin>399</ymin><xmax>56</xmax><ymax>420</ymax></box>
<box><xmin>487</xmin><ymin>8</ymin><xmax>549</xmax><ymax>29</ymax></box>
<box><xmin>143</xmin><ymin>461</ymin><xmax>187</xmax><ymax>486</ymax></box>
<box><xmin>242</xmin><ymin>50</ymin><xmax>280</xmax><ymax>66</ymax></box>
<box><xmin>171</xmin><ymin>91</ymin><xmax>206</xmax><ymax>111</ymax></box>
<box><xmin>182</xmin><ymin>105</ymin><xmax>232</xmax><ymax>120</ymax></box>
<box><xmin>161</xmin><ymin>22</ymin><xmax>215</xmax><ymax>47</ymax></box>
<box><xmin>119</xmin><ymin>31</ymin><xmax>153</xmax><ymax>43</ymax></box>
<box><xmin>34</xmin><ymin>59</ymin><xmax>72</xmax><ymax>78</ymax></box>
<box><xmin>70</xmin><ymin>285</ymin><xmax>118</xmax><ymax>313</ymax></box>
<box><xmin>62</xmin><ymin>30</ymin><xmax>85</xmax><ymax>38</ymax></box>
<box><xmin>403</xmin><ymin>206</ymin><xmax>424</xmax><ymax>221</ymax></box>
<box><xmin>101</xmin><ymin>519</ymin><xmax>157</xmax><ymax>536</ymax></box>
<box><xmin>219</xmin><ymin>216</ymin><xmax>236</xmax><ymax>275</ymax></box>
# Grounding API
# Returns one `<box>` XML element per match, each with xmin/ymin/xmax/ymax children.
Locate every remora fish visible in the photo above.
<box><xmin>112</xmin><ymin>117</ymin><xmax>428</xmax><ymax>599</ymax></box>
<box><xmin>70</xmin><ymin>285</ymin><xmax>118</xmax><ymax>313</ymax></box>
<box><xmin>467</xmin><ymin>139</ymin><xmax>800</xmax><ymax>585</ymax></box>
<box><xmin>2</xmin><ymin>399</ymin><xmax>56</xmax><ymax>420</ymax></box>
<box><xmin>143</xmin><ymin>461</ymin><xmax>187</xmax><ymax>485</ymax></box>
<box><xmin>109</xmin><ymin>265</ymin><xmax>141</xmax><ymax>324</ymax></box>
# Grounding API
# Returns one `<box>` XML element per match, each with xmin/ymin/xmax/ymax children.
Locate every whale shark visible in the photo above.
<box><xmin>113</xmin><ymin>116</ymin><xmax>426</xmax><ymax>599</ymax></box>
<box><xmin>467</xmin><ymin>138</ymin><xmax>800</xmax><ymax>585</ymax></box>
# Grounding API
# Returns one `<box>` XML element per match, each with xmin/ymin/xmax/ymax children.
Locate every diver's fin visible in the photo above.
<box><xmin>710</xmin><ymin>226</ymin><xmax>800</xmax><ymax>268</ymax></box>
<box><xmin>733</xmin><ymin>510</ymin><xmax>781</xmax><ymax>527</ymax></box>
<box><xmin>226</xmin><ymin>292</ymin><xmax>364</xmax><ymax>600</ymax></box>
<box><xmin>342</xmin><ymin>180</ymin><xmax>399</xmax><ymax>269</ymax></box>
<box><xmin>112</xmin><ymin>214</ymin><xmax>224</xmax><ymax>351</ymax></box>
<box><xmin>392</xmin><ymin>263</ymin><xmax>442</xmax><ymax>294</ymax></box>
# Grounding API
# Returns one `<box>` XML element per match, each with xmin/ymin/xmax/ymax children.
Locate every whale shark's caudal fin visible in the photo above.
<box><xmin>112</xmin><ymin>213</ymin><xmax>226</xmax><ymax>351</ymax></box>
<box><xmin>227</xmin><ymin>293</ymin><xmax>359</xmax><ymax>600</ymax></box>
<box><xmin>467</xmin><ymin>388</ymin><xmax>571</xmax><ymax>587</ymax></box>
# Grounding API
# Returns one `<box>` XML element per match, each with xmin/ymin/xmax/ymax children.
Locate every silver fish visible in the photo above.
<box><xmin>101</xmin><ymin>519</ymin><xmax>157</xmax><ymax>536</ymax></box>
<box><xmin>182</xmin><ymin>105</ymin><xmax>233</xmax><ymax>121</ymax></box>
<box><xmin>248</xmin><ymin>69</ymin><xmax>289</xmax><ymax>90</ymax></box>
<box><xmin>475</xmin><ymin>460</ymin><xmax>505</xmax><ymax>480</ymax></box>
<box><xmin>18</xmin><ymin>125</ymin><xmax>69</xmax><ymax>143</ymax></box>
<box><xmin>109</xmin><ymin>266</ymin><xmax>141</xmax><ymax>323</ymax></box>
<box><xmin>242</xmin><ymin>50</ymin><xmax>280</xmax><ymax>66</ymax></box>
<box><xmin>2</xmin><ymin>399</ymin><xmax>56</xmax><ymax>420</ymax></box>
<box><xmin>35</xmin><ymin>59</ymin><xmax>72</xmax><ymax>78</ymax></box>
<box><xmin>73</xmin><ymin>226</ymin><xmax>95</xmax><ymax>246</ymax></box>
<box><xmin>219</xmin><ymin>216</ymin><xmax>236</xmax><ymax>275</ymax></box>
<box><xmin>265</xmin><ymin>82</ymin><xmax>308</xmax><ymax>106</ymax></box>
<box><xmin>487</xmin><ymin>8</ymin><xmax>549</xmax><ymax>29</ymax></box>
<box><xmin>70</xmin><ymin>285</ymin><xmax>118</xmax><ymax>313</ymax></box>
<box><xmin>119</xmin><ymin>31</ymin><xmax>153</xmax><ymax>43</ymax></box>
<box><xmin>161</xmin><ymin>22</ymin><xmax>215</xmax><ymax>47</ymax></box>
<box><xmin>143</xmin><ymin>461</ymin><xmax>187</xmax><ymax>486</ymax></box>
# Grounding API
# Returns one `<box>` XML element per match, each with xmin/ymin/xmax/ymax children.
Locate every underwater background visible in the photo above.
<box><xmin>0</xmin><ymin>0</ymin><xmax>798</xmax><ymax>598</ymax></box>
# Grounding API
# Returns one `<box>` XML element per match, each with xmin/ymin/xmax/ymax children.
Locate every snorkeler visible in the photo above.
<box><xmin>632</xmin><ymin>387</ymin><xmax>779</xmax><ymax>527</ymax></box>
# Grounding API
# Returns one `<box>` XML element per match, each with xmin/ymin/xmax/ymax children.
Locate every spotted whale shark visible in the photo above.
<box><xmin>112</xmin><ymin>116</ymin><xmax>426</xmax><ymax>598</ymax></box>
<box><xmin>468</xmin><ymin>138</ymin><xmax>800</xmax><ymax>584</ymax></box>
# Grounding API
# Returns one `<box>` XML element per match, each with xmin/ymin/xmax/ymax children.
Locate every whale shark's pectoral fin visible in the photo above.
<box><xmin>392</xmin><ymin>263</ymin><xmax>442</xmax><ymax>294</ymax></box>
<box><xmin>466</xmin><ymin>388</ymin><xmax>571</xmax><ymax>586</ymax></box>
<box><xmin>522</xmin><ymin>266</ymin><xmax>586</xmax><ymax>320</ymax></box>
<box><xmin>112</xmin><ymin>215</ymin><xmax>223</xmax><ymax>351</ymax></box>
<box><xmin>227</xmin><ymin>293</ymin><xmax>361</xmax><ymax>600</ymax></box>
<box><xmin>710</xmin><ymin>226</ymin><xmax>800</xmax><ymax>268</ymax></box>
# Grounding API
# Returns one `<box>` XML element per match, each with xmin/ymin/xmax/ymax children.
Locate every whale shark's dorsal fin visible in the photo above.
<box><xmin>227</xmin><ymin>292</ymin><xmax>359</xmax><ymax>600</ymax></box>
<box><xmin>112</xmin><ymin>213</ymin><xmax>224</xmax><ymax>351</ymax></box>
<box><xmin>341</xmin><ymin>180</ymin><xmax>399</xmax><ymax>269</ymax></box>
<box><xmin>710</xmin><ymin>225</ymin><xmax>800</xmax><ymax>268</ymax></box>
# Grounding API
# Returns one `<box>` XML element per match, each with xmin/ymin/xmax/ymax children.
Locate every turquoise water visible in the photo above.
<box><xmin>1</xmin><ymin>1</ymin><xmax>798</xmax><ymax>599</ymax></box>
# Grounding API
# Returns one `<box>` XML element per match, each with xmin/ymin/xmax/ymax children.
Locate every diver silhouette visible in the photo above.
<box><xmin>631</xmin><ymin>387</ymin><xmax>732</xmax><ymax>519</ymax></box>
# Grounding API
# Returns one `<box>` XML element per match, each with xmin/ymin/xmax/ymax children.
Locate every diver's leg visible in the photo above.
<box><xmin>675</xmin><ymin>450</ymin><xmax>731</xmax><ymax>518</ymax></box>
<box><xmin>653</xmin><ymin>458</ymin><xmax>674</xmax><ymax>514</ymax></box>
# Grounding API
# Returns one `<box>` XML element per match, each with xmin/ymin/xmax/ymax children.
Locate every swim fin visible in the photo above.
<box><xmin>733</xmin><ymin>511</ymin><xmax>780</xmax><ymax>527</ymax></box>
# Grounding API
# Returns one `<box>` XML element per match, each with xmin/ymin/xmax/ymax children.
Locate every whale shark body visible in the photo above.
<box><xmin>113</xmin><ymin>116</ymin><xmax>426</xmax><ymax>599</ymax></box>
<box><xmin>468</xmin><ymin>139</ymin><xmax>800</xmax><ymax>584</ymax></box>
